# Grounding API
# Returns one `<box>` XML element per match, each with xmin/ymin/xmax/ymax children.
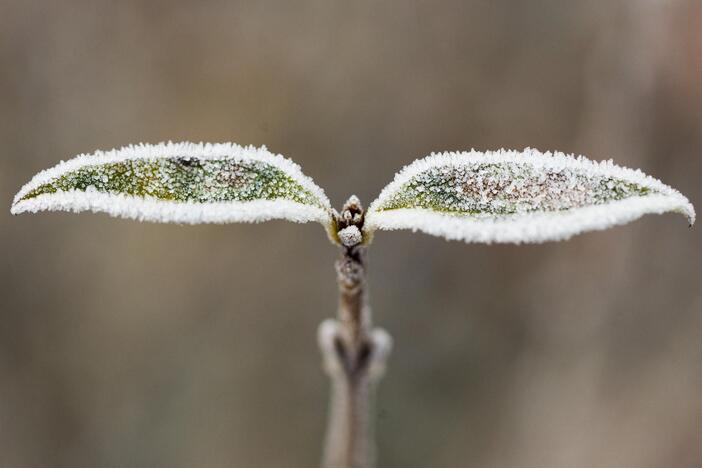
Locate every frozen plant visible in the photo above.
<box><xmin>12</xmin><ymin>142</ymin><xmax>695</xmax><ymax>468</ymax></box>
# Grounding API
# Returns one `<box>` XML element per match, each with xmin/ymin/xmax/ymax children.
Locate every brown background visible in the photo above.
<box><xmin>1</xmin><ymin>1</ymin><xmax>701</xmax><ymax>467</ymax></box>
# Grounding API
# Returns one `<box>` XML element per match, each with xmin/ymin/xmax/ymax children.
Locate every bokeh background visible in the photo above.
<box><xmin>1</xmin><ymin>1</ymin><xmax>701</xmax><ymax>467</ymax></box>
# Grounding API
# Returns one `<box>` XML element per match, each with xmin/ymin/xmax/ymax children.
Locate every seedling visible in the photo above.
<box><xmin>12</xmin><ymin>142</ymin><xmax>695</xmax><ymax>468</ymax></box>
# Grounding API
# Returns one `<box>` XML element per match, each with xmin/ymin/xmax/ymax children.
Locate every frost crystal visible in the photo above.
<box><xmin>12</xmin><ymin>142</ymin><xmax>334</xmax><ymax>230</ymax></box>
<box><xmin>338</xmin><ymin>225</ymin><xmax>363</xmax><ymax>247</ymax></box>
<box><xmin>365</xmin><ymin>149</ymin><xmax>695</xmax><ymax>244</ymax></box>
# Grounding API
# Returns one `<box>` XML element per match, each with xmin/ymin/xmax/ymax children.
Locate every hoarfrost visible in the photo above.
<box><xmin>11</xmin><ymin>144</ymin><xmax>695</xmax><ymax>246</ymax></box>
<box><xmin>12</xmin><ymin>142</ymin><xmax>334</xmax><ymax>229</ymax></box>
<box><xmin>338</xmin><ymin>225</ymin><xmax>363</xmax><ymax>247</ymax></box>
<box><xmin>365</xmin><ymin>149</ymin><xmax>695</xmax><ymax>244</ymax></box>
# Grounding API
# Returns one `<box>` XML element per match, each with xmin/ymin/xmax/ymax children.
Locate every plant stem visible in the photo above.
<box><xmin>318</xmin><ymin>210</ymin><xmax>391</xmax><ymax>468</ymax></box>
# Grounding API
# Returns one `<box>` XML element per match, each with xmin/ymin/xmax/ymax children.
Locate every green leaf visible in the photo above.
<box><xmin>365</xmin><ymin>149</ymin><xmax>694</xmax><ymax>244</ymax></box>
<box><xmin>12</xmin><ymin>142</ymin><xmax>334</xmax><ymax>230</ymax></box>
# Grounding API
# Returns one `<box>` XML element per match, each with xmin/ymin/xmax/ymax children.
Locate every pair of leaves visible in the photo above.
<box><xmin>11</xmin><ymin>142</ymin><xmax>695</xmax><ymax>244</ymax></box>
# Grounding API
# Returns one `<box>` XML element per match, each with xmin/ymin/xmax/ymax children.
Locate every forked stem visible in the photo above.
<box><xmin>318</xmin><ymin>197</ymin><xmax>391</xmax><ymax>468</ymax></box>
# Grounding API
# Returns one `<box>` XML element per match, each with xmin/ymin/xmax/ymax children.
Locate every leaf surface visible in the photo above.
<box><xmin>12</xmin><ymin>142</ymin><xmax>334</xmax><ymax>229</ymax></box>
<box><xmin>365</xmin><ymin>149</ymin><xmax>694</xmax><ymax>244</ymax></box>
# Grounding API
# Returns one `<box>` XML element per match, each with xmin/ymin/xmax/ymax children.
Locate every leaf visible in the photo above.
<box><xmin>12</xmin><ymin>142</ymin><xmax>334</xmax><ymax>233</ymax></box>
<box><xmin>365</xmin><ymin>149</ymin><xmax>695</xmax><ymax>244</ymax></box>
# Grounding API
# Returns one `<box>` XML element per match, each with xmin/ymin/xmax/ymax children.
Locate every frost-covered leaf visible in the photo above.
<box><xmin>365</xmin><ymin>149</ymin><xmax>695</xmax><ymax>244</ymax></box>
<box><xmin>12</xmin><ymin>142</ymin><xmax>334</xmax><ymax>231</ymax></box>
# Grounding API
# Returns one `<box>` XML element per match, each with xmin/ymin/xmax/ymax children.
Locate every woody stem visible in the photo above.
<box><xmin>318</xmin><ymin>243</ymin><xmax>391</xmax><ymax>468</ymax></box>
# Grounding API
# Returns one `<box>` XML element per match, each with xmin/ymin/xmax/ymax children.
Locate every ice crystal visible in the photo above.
<box><xmin>11</xmin><ymin>144</ymin><xmax>694</xmax><ymax>246</ymax></box>
<box><xmin>338</xmin><ymin>225</ymin><xmax>363</xmax><ymax>247</ymax></box>
<box><xmin>365</xmin><ymin>149</ymin><xmax>694</xmax><ymax>244</ymax></box>
<box><xmin>12</xmin><ymin>142</ymin><xmax>334</xmax><ymax>228</ymax></box>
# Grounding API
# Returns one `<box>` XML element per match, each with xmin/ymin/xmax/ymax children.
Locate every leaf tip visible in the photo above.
<box><xmin>10</xmin><ymin>190</ymin><xmax>26</xmax><ymax>215</ymax></box>
<box><xmin>10</xmin><ymin>196</ymin><xmax>36</xmax><ymax>216</ymax></box>
<box><xmin>669</xmin><ymin>192</ymin><xmax>695</xmax><ymax>226</ymax></box>
<box><xmin>683</xmin><ymin>201</ymin><xmax>696</xmax><ymax>227</ymax></box>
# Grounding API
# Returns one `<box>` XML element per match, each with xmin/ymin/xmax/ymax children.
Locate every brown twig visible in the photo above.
<box><xmin>318</xmin><ymin>197</ymin><xmax>391</xmax><ymax>468</ymax></box>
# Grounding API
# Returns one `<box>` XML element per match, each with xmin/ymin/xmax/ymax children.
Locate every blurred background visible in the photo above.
<box><xmin>1</xmin><ymin>1</ymin><xmax>701</xmax><ymax>467</ymax></box>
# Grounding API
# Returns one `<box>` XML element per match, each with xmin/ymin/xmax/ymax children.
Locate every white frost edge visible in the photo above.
<box><xmin>365</xmin><ymin>194</ymin><xmax>693</xmax><ymax>244</ymax></box>
<box><xmin>12</xmin><ymin>141</ymin><xmax>332</xmax><ymax>214</ymax></box>
<box><xmin>11</xmin><ymin>191</ymin><xmax>330</xmax><ymax>225</ymax></box>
